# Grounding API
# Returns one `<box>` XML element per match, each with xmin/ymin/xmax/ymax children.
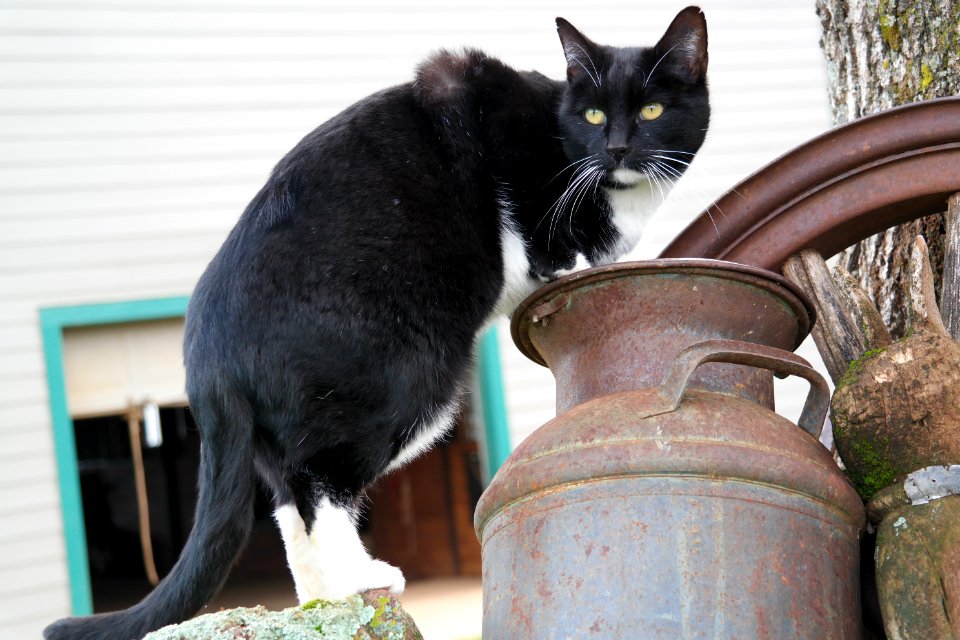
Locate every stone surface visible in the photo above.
<box><xmin>874</xmin><ymin>495</ymin><xmax>960</xmax><ymax>639</ymax></box>
<box><xmin>142</xmin><ymin>590</ymin><xmax>422</xmax><ymax>640</ymax></box>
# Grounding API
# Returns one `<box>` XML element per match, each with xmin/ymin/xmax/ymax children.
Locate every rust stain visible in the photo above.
<box><xmin>479</xmin><ymin>261</ymin><xmax>864</xmax><ymax>638</ymax></box>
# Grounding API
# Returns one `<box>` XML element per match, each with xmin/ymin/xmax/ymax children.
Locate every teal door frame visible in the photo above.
<box><xmin>40</xmin><ymin>296</ymin><xmax>510</xmax><ymax>615</ymax></box>
<box><xmin>477</xmin><ymin>328</ymin><xmax>512</xmax><ymax>480</ymax></box>
<box><xmin>40</xmin><ymin>296</ymin><xmax>191</xmax><ymax>615</ymax></box>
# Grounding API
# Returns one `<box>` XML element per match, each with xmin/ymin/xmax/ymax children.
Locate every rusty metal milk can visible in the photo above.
<box><xmin>475</xmin><ymin>260</ymin><xmax>865</xmax><ymax>639</ymax></box>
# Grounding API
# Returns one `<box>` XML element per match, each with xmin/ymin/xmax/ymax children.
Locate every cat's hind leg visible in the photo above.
<box><xmin>274</xmin><ymin>497</ymin><xmax>405</xmax><ymax>603</ymax></box>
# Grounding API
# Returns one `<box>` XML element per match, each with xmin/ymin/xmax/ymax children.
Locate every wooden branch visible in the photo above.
<box><xmin>833</xmin><ymin>268</ymin><xmax>893</xmax><ymax>354</ymax></box>
<box><xmin>783</xmin><ymin>250</ymin><xmax>890</xmax><ymax>384</ymax></box>
<box><xmin>942</xmin><ymin>193</ymin><xmax>960</xmax><ymax>340</ymax></box>
<box><xmin>783</xmin><ymin>251</ymin><xmax>855</xmax><ymax>383</ymax></box>
<box><xmin>906</xmin><ymin>235</ymin><xmax>949</xmax><ymax>337</ymax></box>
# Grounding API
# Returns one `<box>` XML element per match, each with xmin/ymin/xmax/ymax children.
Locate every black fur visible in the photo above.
<box><xmin>45</xmin><ymin>9</ymin><xmax>709</xmax><ymax>639</ymax></box>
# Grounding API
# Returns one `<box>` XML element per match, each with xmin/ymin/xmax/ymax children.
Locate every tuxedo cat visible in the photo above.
<box><xmin>46</xmin><ymin>7</ymin><xmax>708</xmax><ymax>639</ymax></box>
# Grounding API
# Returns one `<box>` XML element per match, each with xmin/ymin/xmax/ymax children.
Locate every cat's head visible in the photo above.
<box><xmin>555</xmin><ymin>7</ymin><xmax>710</xmax><ymax>190</ymax></box>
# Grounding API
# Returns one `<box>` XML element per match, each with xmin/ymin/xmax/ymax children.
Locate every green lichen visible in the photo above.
<box><xmin>832</xmin><ymin>355</ymin><xmax>901</xmax><ymax>500</ymax></box>
<box><xmin>846</xmin><ymin>434</ymin><xmax>899</xmax><ymax>499</ymax></box>
<box><xmin>143</xmin><ymin>597</ymin><xmax>375</xmax><ymax>640</ymax></box>
<box><xmin>360</xmin><ymin>595</ymin><xmax>411</xmax><ymax>640</ymax></box>
<box><xmin>940</xmin><ymin>3</ymin><xmax>960</xmax><ymax>57</ymax></box>
<box><xmin>880</xmin><ymin>13</ymin><xmax>902</xmax><ymax>51</ymax></box>
<box><xmin>876</xmin><ymin>1</ymin><xmax>960</xmax><ymax>102</ymax></box>
<box><xmin>369</xmin><ymin>597</ymin><xmax>389</xmax><ymax>628</ymax></box>
<box><xmin>836</xmin><ymin>346</ymin><xmax>887</xmax><ymax>392</ymax></box>
<box><xmin>832</xmin><ymin>422</ymin><xmax>846</xmax><ymax>441</ymax></box>
<box><xmin>920</xmin><ymin>62</ymin><xmax>934</xmax><ymax>90</ymax></box>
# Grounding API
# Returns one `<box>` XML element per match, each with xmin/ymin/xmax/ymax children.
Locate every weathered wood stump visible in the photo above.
<box><xmin>783</xmin><ymin>193</ymin><xmax>960</xmax><ymax>639</ymax></box>
<box><xmin>829</xmin><ymin>235</ymin><xmax>960</xmax><ymax>499</ymax></box>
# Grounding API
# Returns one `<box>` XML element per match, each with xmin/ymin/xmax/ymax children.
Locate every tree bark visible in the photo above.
<box><xmin>815</xmin><ymin>0</ymin><xmax>960</xmax><ymax>337</ymax></box>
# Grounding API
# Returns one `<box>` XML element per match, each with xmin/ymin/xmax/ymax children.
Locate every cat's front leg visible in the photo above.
<box><xmin>274</xmin><ymin>498</ymin><xmax>405</xmax><ymax>602</ymax></box>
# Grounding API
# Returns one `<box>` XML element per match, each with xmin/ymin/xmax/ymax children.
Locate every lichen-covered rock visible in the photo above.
<box><xmin>355</xmin><ymin>590</ymin><xmax>422</xmax><ymax>640</ymax></box>
<box><xmin>873</xmin><ymin>494</ymin><xmax>960</xmax><ymax>639</ymax></box>
<box><xmin>142</xmin><ymin>590</ymin><xmax>422</xmax><ymax>640</ymax></box>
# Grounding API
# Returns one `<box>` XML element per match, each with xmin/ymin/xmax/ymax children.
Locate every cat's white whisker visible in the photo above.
<box><xmin>643</xmin><ymin>43</ymin><xmax>679</xmax><ymax>89</ymax></box>
<box><xmin>567</xmin><ymin>166</ymin><xmax>603</xmax><ymax>234</ymax></box>
<box><xmin>710</xmin><ymin>200</ymin><xmax>730</xmax><ymax>223</ymax></box>
<box><xmin>705</xmin><ymin>209</ymin><xmax>722</xmax><ymax>240</ymax></box>
<box><xmin>650</xmin><ymin>149</ymin><xmax>697</xmax><ymax>156</ymax></box>
<box><xmin>546</xmin><ymin>161</ymin><xmax>590</xmax><ymax>217</ymax></box>
<box><xmin>643</xmin><ymin>164</ymin><xmax>671</xmax><ymax>204</ymax></box>
<box><xmin>545</xmin><ymin>159</ymin><xmax>600</xmax><ymax>243</ymax></box>
<box><xmin>564</xmin><ymin>166</ymin><xmax>598</xmax><ymax>233</ymax></box>
<box><xmin>544</xmin><ymin>154</ymin><xmax>597</xmax><ymax>187</ymax></box>
<box><xmin>650</xmin><ymin>154</ymin><xmax>692</xmax><ymax>167</ymax></box>
<box><xmin>654</xmin><ymin>157</ymin><xmax>724</xmax><ymax>239</ymax></box>
<box><xmin>648</xmin><ymin>162</ymin><xmax>685</xmax><ymax>207</ymax></box>
<box><xmin>653</xmin><ymin>160</ymin><xmax>723</xmax><ymax>238</ymax></box>
<box><xmin>555</xmin><ymin>172</ymin><xmax>589</xmax><ymax>237</ymax></box>
<box><xmin>651</xmin><ymin>161</ymin><xmax>684</xmax><ymax>183</ymax></box>
<box><xmin>571</xmin><ymin>60</ymin><xmax>599</xmax><ymax>88</ymax></box>
<box><xmin>565</xmin><ymin>42</ymin><xmax>602</xmax><ymax>88</ymax></box>
<box><xmin>658</xmin><ymin>155</ymin><xmax>734</xmax><ymax>227</ymax></box>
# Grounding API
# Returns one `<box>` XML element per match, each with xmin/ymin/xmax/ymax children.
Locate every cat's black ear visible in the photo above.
<box><xmin>655</xmin><ymin>6</ymin><xmax>708</xmax><ymax>82</ymax></box>
<box><xmin>556</xmin><ymin>18</ymin><xmax>603</xmax><ymax>85</ymax></box>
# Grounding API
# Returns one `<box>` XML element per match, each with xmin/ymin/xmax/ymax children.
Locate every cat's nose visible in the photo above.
<box><xmin>607</xmin><ymin>145</ymin><xmax>631</xmax><ymax>163</ymax></box>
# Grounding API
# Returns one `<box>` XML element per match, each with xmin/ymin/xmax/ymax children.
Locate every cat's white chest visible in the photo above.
<box><xmin>601</xmin><ymin>178</ymin><xmax>666</xmax><ymax>262</ymax></box>
<box><xmin>490</xmin><ymin>178</ymin><xmax>667</xmax><ymax>321</ymax></box>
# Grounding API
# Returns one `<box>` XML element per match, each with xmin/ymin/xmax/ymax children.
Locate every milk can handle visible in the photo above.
<box><xmin>655</xmin><ymin>338</ymin><xmax>830</xmax><ymax>439</ymax></box>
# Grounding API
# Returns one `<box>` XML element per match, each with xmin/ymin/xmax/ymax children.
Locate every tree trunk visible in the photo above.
<box><xmin>815</xmin><ymin>0</ymin><xmax>960</xmax><ymax>336</ymax></box>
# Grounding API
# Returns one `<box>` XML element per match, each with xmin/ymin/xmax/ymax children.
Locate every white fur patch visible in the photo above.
<box><xmin>275</xmin><ymin>500</ymin><xmax>405</xmax><ymax>603</ymax></box>
<box><xmin>611</xmin><ymin>168</ymin><xmax>646</xmax><ymax>186</ymax></box>
<box><xmin>555</xmin><ymin>252</ymin><xmax>591</xmax><ymax>278</ymax></box>
<box><xmin>491</xmin><ymin>188</ymin><xmax>539</xmax><ymax>319</ymax></box>
<box><xmin>385</xmin><ymin>401</ymin><xmax>458</xmax><ymax>473</ymax></box>
<box><xmin>601</xmin><ymin>178</ymin><xmax>667</xmax><ymax>263</ymax></box>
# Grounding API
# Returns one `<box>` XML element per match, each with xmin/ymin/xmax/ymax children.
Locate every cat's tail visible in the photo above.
<box><xmin>43</xmin><ymin>383</ymin><xmax>257</xmax><ymax>640</ymax></box>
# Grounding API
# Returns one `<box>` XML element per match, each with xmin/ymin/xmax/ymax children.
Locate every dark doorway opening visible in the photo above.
<box><xmin>74</xmin><ymin>405</ymin><xmax>482</xmax><ymax>614</ymax></box>
<box><xmin>75</xmin><ymin>406</ymin><xmax>291</xmax><ymax>612</ymax></box>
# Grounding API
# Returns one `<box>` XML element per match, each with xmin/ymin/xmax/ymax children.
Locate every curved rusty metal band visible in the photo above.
<box><xmin>659</xmin><ymin>96</ymin><xmax>960</xmax><ymax>272</ymax></box>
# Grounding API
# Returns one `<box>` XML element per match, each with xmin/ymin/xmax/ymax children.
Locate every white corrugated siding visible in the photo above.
<box><xmin>0</xmin><ymin>1</ymin><xmax>831</xmax><ymax>635</ymax></box>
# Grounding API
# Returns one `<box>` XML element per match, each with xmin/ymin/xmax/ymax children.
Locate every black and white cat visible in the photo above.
<box><xmin>46</xmin><ymin>8</ymin><xmax>708</xmax><ymax>639</ymax></box>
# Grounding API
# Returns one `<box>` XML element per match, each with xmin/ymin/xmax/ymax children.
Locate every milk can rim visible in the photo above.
<box><xmin>511</xmin><ymin>258</ymin><xmax>816</xmax><ymax>367</ymax></box>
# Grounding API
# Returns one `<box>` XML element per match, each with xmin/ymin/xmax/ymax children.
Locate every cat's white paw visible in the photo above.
<box><xmin>361</xmin><ymin>559</ymin><xmax>406</xmax><ymax>594</ymax></box>
<box><xmin>275</xmin><ymin>501</ymin><xmax>405</xmax><ymax>602</ymax></box>
<box><xmin>307</xmin><ymin>559</ymin><xmax>406</xmax><ymax>601</ymax></box>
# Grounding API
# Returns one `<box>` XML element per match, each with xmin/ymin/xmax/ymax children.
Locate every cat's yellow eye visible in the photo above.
<box><xmin>639</xmin><ymin>103</ymin><xmax>664</xmax><ymax>121</ymax></box>
<box><xmin>583</xmin><ymin>108</ymin><xmax>607</xmax><ymax>125</ymax></box>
